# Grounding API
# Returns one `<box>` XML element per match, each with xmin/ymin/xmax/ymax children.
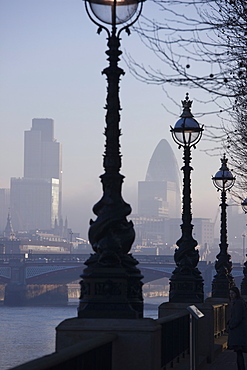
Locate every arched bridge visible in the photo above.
<box><xmin>0</xmin><ymin>253</ymin><xmax>244</xmax><ymax>288</ymax></box>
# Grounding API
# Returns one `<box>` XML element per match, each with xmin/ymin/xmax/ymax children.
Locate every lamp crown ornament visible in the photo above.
<box><xmin>220</xmin><ymin>153</ymin><xmax>229</xmax><ymax>171</ymax></box>
<box><xmin>180</xmin><ymin>93</ymin><xmax>193</xmax><ymax>119</ymax></box>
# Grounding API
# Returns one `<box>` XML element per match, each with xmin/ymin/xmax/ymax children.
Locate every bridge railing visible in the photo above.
<box><xmin>9</xmin><ymin>333</ymin><xmax>116</xmax><ymax>370</ymax></box>
<box><xmin>157</xmin><ymin>311</ymin><xmax>190</xmax><ymax>368</ymax></box>
<box><xmin>0</xmin><ymin>254</ymin><xmax>89</xmax><ymax>263</ymax></box>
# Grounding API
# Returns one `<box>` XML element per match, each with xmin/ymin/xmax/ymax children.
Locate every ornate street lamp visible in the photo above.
<box><xmin>211</xmin><ymin>154</ymin><xmax>235</xmax><ymax>298</ymax></box>
<box><xmin>241</xmin><ymin>198</ymin><xmax>247</xmax><ymax>295</ymax></box>
<box><xmin>78</xmin><ymin>0</ymin><xmax>145</xmax><ymax>319</ymax></box>
<box><xmin>169</xmin><ymin>93</ymin><xmax>204</xmax><ymax>303</ymax></box>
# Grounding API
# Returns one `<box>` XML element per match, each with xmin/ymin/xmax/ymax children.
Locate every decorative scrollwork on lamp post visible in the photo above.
<box><xmin>78</xmin><ymin>0</ymin><xmax>145</xmax><ymax>319</ymax></box>
<box><xmin>211</xmin><ymin>154</ymin><xmax>235</xmax><ymax>298</ymax></box>
<box><xmin>169</xmin><ymin>93</ymin><xmax>204</xmax><ymax>303</ymax></box>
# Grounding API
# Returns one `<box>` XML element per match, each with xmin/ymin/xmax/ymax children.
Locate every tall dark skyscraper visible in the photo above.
<box><xmin>138</xmin><ymin>139</ymin><xmax>181</xmax><ymax>218</ymax></box>
<box><xmin>24</xmin><ymin>119</ymin><xmax>61</xmax><ymax>181</ymax></box>
<box><xmin>10</xmin><ymin>118</ymin><xmax>62</xmax><ymax>232</ymax></box>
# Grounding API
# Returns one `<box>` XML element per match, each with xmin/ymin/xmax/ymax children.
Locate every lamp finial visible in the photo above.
<box><xmin>181</xmin><ymin>93</ymin><xmax>194</xmax><ymax>118</ymax></box>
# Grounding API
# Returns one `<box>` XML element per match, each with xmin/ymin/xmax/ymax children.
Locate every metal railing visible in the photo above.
<box><xmin>213</xmin><ymin>303</ymin><xmax>228</xmax><ymax>337</ymax></box>
<box><xmin>0</xmin><ymin>254</ymin><xmax>89</xmax><ymax>263</ymax></box>
<box><xmin>157</xmin><ymin>311</ymin><xmax>190</xmax><ymax>369</ymax></box>
<box><xmin>9</xmin><ymin>333</ymin><xmax>116</xmax><ymax>370</ymax></box>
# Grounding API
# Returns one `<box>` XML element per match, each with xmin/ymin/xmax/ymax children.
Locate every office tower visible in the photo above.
<box><xmin>0</xmin><ymin>189</ymin><xmax>10</xmax><ymax>234</ymax></box>
<box><xmin>24</xmin><ymin>118</ymin><xmax>61</xmax><ymax>181</ymax></box>
<box><xmin>138</xmin><ymin>139</ymin><xmax>181</xmax><ymax>218</ymax></box>
<box><xmin>168</xmin><ymin>218</ymin><xmax>214</xmax><ymax>248</ymax></box>
<box><xmin>11</xmin><ymin>119</ymin><xmax>62</xmax><ymax>232</ymax></box>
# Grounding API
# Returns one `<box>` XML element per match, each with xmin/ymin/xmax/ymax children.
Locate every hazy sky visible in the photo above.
<box><xmin>0</xmin><ymin>0</ymin><xmax>241</xmax><ymax>239</ymax></box>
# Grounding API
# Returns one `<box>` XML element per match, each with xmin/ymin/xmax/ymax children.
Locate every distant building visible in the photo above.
<box><xmin>131</xmin><ymin>215</ymin><xmax>167</xmax><ymax>247</ymax></box>
<box><xmin>168</xmin><ymin>218</ymin><xmax>214</xmax><ymax>248</ymax></box>
<box><xmin>0</xmin><ymin>188</ymin><xmax>10</xmax><ymax>234</ymax></box>
<box><xmin>24</xmin><ymin>118</ymin><xmax>61</xmax><ymax>183</ymax></box>
<box><xmin>227</xmin><ymin>200</ymin><xmax>247</xmax><ymax>249</ymax></box>
<box><xmin>131</xmin><ymin>215</ymin><xmax>214</xmax><ymax>255</ymax></box>
<box><xmin>138</xmin><ymin>139</ymin><xmax>181</xmax><ymax>218</ymax></box>
<box><xmin>10</xmin><ymin>118</ymin><xmax>62</xmax><ymax>232</ymax></box>
<box><xmin>134</xmin><ymin>139</ymin><xmax>214</xmax><ymax>256</ymax></box>
<box><xmin>11</xmin><ymin>177</ymin><xmax>59</xmax><ymax>231</ymax></box>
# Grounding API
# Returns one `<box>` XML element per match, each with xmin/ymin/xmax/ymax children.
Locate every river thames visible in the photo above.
<box><xmin>0</xmin><ymin>297</ymin><xmax>164</xmax><ymax>370</ymax></box>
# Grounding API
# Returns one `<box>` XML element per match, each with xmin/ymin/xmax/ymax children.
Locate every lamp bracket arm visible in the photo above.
<box><xmin>84</xmin><ymin>1</ymin><xmax>110</xmax><ymax>38</ymax></box>
<box><xmin>117</xmin><ymin>2</ymin><xmax>143</xmax><ymax>38</ymax></box>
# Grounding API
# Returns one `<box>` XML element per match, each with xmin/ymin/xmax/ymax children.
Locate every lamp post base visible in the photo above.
<box><xmin>78</xmin><ymin>254</ymin><xmax>143</xmax><ymax>319</ymax></box>
<box><xmin>169</xmin><ymin>273</ymin><xmax>204</xmax><ymax>303</ymax></box>
<box><xmin>212</xmin><ymin>275</ymin><xmax>234</xmax><ymax>299</ymax></box>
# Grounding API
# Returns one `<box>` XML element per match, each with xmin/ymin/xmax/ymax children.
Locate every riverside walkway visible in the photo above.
<box><xmin>175</xmin><ymin>349</ymin><xmax>247</xmax><ymax>369</ymax></box>
<box><xmin>202</xmin><ymin>349</ymin><xmax>247</xmax><ymax>369</ymax></box>
<box><xmin>171</xmin><ymin>335</ymin><xmax>246</xmax><ymax>369</ymax></box>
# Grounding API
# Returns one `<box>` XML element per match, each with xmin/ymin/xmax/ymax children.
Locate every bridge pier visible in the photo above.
<box><xmin>4</xmin><ymin>283</ymin><xmax>68</xmax><ymax>306</ymax></box>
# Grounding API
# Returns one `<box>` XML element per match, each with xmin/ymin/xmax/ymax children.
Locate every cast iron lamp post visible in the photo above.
<box><xmin>169</xmin><ymin>93</ymin><xmax>204</xmax><ymax>303</ymax></box>
<box><xmin>242</xmin><ymin>198</ymin><xmax>247</xmax><ymax>214</ymax></box>
<box><xmin>241</xmin><ymin>198</ymin><xmax>247</xmax><ymax>295</ymax></box>
<box><xmin>78</xmin><ymin>0</ymin><xmax>145</xmax><ymax>319</ymax></box>
<box><xmin>211</xmin><ymin>154</ymin><xmax>235</xmax><ymax>298</ymax></box>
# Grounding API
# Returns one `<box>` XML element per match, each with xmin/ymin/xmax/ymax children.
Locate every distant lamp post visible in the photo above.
<box><xmin>241</xmin><ymin>199</ymin><xmax>247</xmax><ymax>295</ymax></box>
<box><xmin>78</xmin><ymin>0</ymin><xmax>145</xmax><ymax>318</ymax></box>
<box><xmin>169</xmin><ymin>93</ymin><xmax>204</xmax><ymax>303</ymax></box>
<box><xmin>211</xmin><ymin>154</ymin><xmax>235</xmax><ymax>298</ymax></box>
<box><xmin>241</xmin><ymin>198</ymin><xmax>247</xmax><ymax>214</ymax></box>
<box><xmin>69</xmin><ymin>231</ymin><xmax>73</xmax><ymax>253</ymax></box>
<box><xmin>242</xmin><ymin>234</ymin><xmax>246</xmax><ymax>263</ymax></box>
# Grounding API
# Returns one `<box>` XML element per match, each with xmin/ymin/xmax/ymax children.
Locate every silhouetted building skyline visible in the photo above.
<box><xmin>10</xmin><ymin>118</ymin><xmax>62</xmax><ymax>232</ymax></box>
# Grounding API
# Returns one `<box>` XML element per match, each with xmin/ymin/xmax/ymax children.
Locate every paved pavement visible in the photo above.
<box><xmin>202</xmin><ymin>349</ymin><xmax>247</xmax><ymax>369</ymax></box>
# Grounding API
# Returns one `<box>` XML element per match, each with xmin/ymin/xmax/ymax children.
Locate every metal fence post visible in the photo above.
<box><xmin>187</xmin><ymin>305</ymin><xmax>204</xmax><ymax>370</ymax></box>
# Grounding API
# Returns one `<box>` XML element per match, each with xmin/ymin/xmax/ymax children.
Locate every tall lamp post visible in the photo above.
<box><xmin>169</xmin><ymin>94</ymin><xmax>204</xmax><ymax>303</ymax></box>
<box><xmin>241</xmin><ymin>199</ymin><xmax>247</xmax><ymax>295</ymax></box>
<box><xmin>211</xmin><ymin>154</ymin><xmax>235</xmax><ymax>298</ymax></box>
<box><xmin>78</xmin><ymin>0</ymin><xmax>145</xmax><ymax>319</ymax></box>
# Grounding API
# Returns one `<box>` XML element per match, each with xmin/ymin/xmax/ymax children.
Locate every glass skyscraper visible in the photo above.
<box><xmin>10</xmin><ymin>118</ymin><xmax>62</xmax><ymax>232</ymax></box>
<box><xmin>138</xmin><ymin>139</ymin><xmax>181</xmax><ymax>218</ymax></box>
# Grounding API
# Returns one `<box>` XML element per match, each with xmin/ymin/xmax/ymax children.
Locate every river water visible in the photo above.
<box><xmin>0</xmin><ymin>298</ymin><xmax>165</xmax><ymax>370</ymax></box>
